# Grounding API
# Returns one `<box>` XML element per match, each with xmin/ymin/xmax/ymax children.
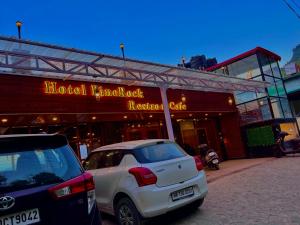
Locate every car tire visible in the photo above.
<box><xmin>115</xmin><ymin>197</ymin><xmax>145</xmax><ymax>225</ymax></box>
<box><xmin>189</xmin><ymin>198</ymin><xmax>204</xmax><ymax>211</ymax></box>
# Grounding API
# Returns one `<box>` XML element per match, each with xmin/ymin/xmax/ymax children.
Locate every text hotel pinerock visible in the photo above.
<box><xmin>44</xmin><ymin>81</ymin><xmax>187</xmax><ymax>111</ymax></box>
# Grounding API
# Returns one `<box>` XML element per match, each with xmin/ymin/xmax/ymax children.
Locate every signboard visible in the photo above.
<box><xmin>43</xmin><ymin>80</ymin><xmax>187</xmax><ymax>111</ymax></box>
<box><xmin>0</xmin><ymin>75</ymin><xmax>236</xmax><ymax>114</ymax></box>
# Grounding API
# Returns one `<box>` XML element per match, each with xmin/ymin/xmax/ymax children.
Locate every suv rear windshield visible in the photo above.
<box><xmin>134</xmin><ymin>142</ymin><xmax>186</xmax><ymax>163</ymax></box>
<box><xmin>0</xmin><ymin>136</ymin><xmax>83</xmax><ymax>192</ymax></box>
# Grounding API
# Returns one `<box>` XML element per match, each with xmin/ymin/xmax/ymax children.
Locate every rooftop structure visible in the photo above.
<box><xmin>0</xmin><ymin>36</ymin><xmax>267</xmax><ymax>93</ymax></box>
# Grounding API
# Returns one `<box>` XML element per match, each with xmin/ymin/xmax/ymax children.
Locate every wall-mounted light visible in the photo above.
<box><xmin>95</xmin><ymin>90</ymin><xmax>100</xmax><ymax>101</ymax></box>
<box><xmin>228</xmin><ymin>97</ymin><xmax>234</xmax><ymax>105</ymax></box>
<box><xmin>205</xmin><ymin>113</ymin><xmax>208</xmax><ymax>116</ymax></box>
<box><xmin>259</xmin><ymin>100</ymin><xmax>264</xmax><ymax>106</ymax></box>
<box><xmin>123</xmin><ymin>115</ymin><xmax>128</xmax><ymax>119</ymax></box>
<box><xmin>181</xmin><ymin>94</ymin><xmax>186</xmax><ymax>102</ymax></box>
<box><xmin>52</xmin><ymin>117</ymin><xmax>58</xmax><ymax>121</ymax></box>
<box><xmin>92</xmin><ymin>116</ymin><xmax>97</xmax><ymax>120</ymax></box>
<box><xmin>1</xmin><ymin>118</ymin><xmax>8</xmax><ymax>123</ymax></box>
<box><xmin>149</xmin><ymin>114</ymin><xmax>153</xmax><ymax>118</ymax></box>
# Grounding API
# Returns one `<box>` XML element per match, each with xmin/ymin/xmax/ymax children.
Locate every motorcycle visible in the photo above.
<box><xmin>274</xmin><ymin>131</ymin><xmax>300</xmax><ymax>158</ymax></box>
<box><xmin>205</xmin><ymin>149</ymin><xmax>220</xmax><ymax>170</ymax></box>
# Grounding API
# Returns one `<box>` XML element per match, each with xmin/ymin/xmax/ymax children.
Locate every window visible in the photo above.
<box><xmin>86</xmin><ymin>150</ymin><xmax>124</xmax><ymax>170</ymax></box>
<box><xmin>259</xmin><ymin>54</ymin><xmax>272</xmax><ymax>76</ymax></box>
<box><xmin>237</xmin><ymin>98</ymin><xmax>273</xmax><ymax>124</ymax></box>
<box><xmin>134</xmin><ymin>143</ymin><xmax>186</xmax><ymax>163</ymax></box>
<box><xmin>235</xmin><ymin>91</ymin><xmax>258</xmax><ymax>104</ymax></box>
<box><xmin>227</xmin><ymin>55</ymin><xmax>261</xmax><ymax>78</ymax></box>
<box><xmin>275</xmin><ymin>79</ymin><xmax>286</xmax><ymax>97</ymax></box>
<box><xmin>280</xmin><ymin>98</ymin><xmax>293</xmax><ymax>118</ymax></box>
<box><xmin>270</xmin><ymin>60</ymin><xmax>282</xmax><ymax>78</ymax></box>
<box><xmin>271</xmin><ymin>98</ymin><xmax>284</xmax><ymax>119</ymax></box>
<box><xmin>0</xmin><ymin>145</ymin><xmax>82</xmax><ymax>192</ymax></box>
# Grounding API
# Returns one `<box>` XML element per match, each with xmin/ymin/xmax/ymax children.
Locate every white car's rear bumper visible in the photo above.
<box><xmin>131</xmin><ymin>170</ymin><xmax>208</xmax><ymax>218</ymax></box>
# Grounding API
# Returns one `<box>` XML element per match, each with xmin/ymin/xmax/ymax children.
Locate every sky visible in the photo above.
<box><xmin>0</xmin><ymin>0</ymin><xmax>300</xmax><ymax>66</ymax></box>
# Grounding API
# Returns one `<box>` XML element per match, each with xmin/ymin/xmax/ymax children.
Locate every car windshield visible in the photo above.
<box><xmin>0</xmin><ymin>136</ymin><xmax>83</xmax><ymax>192</ymax></box>
<box><xmin>134</xmin><ymin>142</ymin><xmax>186</xmax><ymax>163</ymax></box>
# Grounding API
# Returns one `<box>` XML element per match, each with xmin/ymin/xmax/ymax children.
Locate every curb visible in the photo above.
<box><xmin>207</xmin><ymin>158</ymin><xmax>277</xmax><ymax>183</ymax></box>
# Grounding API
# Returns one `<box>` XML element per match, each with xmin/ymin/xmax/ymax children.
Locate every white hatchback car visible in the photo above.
<box><xmin>84</xmin><ymin>139</ymin><xmax>208</xmax><ymax>225</ymax></box>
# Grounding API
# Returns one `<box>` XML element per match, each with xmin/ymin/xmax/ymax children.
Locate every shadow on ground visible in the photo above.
<box><xmin>102</xmin><ymin>206</ymin><xmax>203</xmax><ymax>225</ymax></box>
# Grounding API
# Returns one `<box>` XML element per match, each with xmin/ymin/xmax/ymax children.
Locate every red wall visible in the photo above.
<box><xmin>221</xmin><ymin>112</ymin><xmax>246</xmax><ymax>158</ymax></box>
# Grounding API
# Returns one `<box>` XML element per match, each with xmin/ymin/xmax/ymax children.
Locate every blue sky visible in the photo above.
<box><xmin>1</xmin><ymin>0</ymin><xmax>300</xmax><ymax>65</ymax></box>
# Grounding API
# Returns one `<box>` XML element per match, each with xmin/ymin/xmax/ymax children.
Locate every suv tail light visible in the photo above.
<box><xmin>48</xmin><ymin>172</ymin><xmax>96</xmax><ymax>214</ymax></box>
<box><xmin>129</xmin><ymin>167</ymin><xmax>157</xmax><ymax>187</ymax></box>
<box><xmin>194</xmin><ymin>156</ymin><xmax>204</xmax><ymax>171</ymax></box>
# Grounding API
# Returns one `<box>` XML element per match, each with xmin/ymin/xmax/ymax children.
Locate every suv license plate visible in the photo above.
<box><xmin>0</xmin><ymin>208</ymin><xmax>40</xmax><ymax>225</ymax></box>
<box><xmin>171</xmin><ymin>186</ymin><xmax>194</xmax><ymax>201</ymax></box>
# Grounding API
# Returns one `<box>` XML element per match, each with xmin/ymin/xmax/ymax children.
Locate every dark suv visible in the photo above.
<box><xmin>0</xmin><ymin>134</ymin><xmax>101</xmax><ymax>225</ymax></box>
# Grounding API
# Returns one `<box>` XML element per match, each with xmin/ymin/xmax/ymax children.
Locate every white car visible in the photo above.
<box><xmin>84</xmin><ymin>139</ymin><xmax>208</xmax><ymax>225</ymax></box>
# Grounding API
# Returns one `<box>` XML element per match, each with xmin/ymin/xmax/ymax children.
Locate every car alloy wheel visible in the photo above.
<box><xmin>115</xmin><ymin>197</ymin><xmax>144</xmax><ymax>225</ymax></box>
<box><xmin>119</xmin><ymin>205</ymin><xmax>134</xmax><ymax>225</ymax></box>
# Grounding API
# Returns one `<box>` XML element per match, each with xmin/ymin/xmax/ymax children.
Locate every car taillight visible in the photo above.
<box><xmin>129</xmin><ymin>167</ymin><xmax>157</xmax><ymax>187</ymax></box>
<box><xmin>48</xmin><ymin>172</ymin><xmax>96</xmax><ymax>214</ymax></box>
<box><xmin>194</xmin><ymin>156</ymin><xmax>204</xmax><ymax>171</ymax></box>
<box><xmin>48</xmin><ymin>172</ymin><xmax>95</xmax><ymax>199</ymax></box>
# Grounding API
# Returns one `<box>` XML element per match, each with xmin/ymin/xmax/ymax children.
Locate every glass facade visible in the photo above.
<box><xmin>214</xmin><ymin>52</ymin><xmax>293</xmax><ymax>124</ymax></box>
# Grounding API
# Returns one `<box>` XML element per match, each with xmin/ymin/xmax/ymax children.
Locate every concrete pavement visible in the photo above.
<box><xmin>169</xmin><ymin>155</ymin><xmax>300</xmax><ymax>225</ymax></box>
<box><xmin>205</xmin><ymin>157</ymin><xmax>275</xmax><ymax>183</ymax></box>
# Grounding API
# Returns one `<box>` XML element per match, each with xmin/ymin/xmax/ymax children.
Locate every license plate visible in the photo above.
<box><xmin>171</xmin><ymin>186</ymin><xmax>194</xmax><ymax>201</ymax></box>
<box><xmin>0</xmin><ymin>208</ymin><xmax>40</xmax><ymax>225</ymax></box>
<box><xmin>212</xmin><ymin>159</ymin><xmax>219</xmax><ymax>164</ymax></box>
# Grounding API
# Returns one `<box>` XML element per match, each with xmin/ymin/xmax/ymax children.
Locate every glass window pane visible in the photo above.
<box><xmin>0</xmin><ymin>145</ymin><xmax>81</xmax><ymax>192</ymax></box>
<box><xmin>280</xmin><ymin>123</ymin><xmax>298</xmax><ymax>140</ymax></box>
<box><xmin>259</xmin><ymin>98</ymin><xmax>273</xmax><ymax>120</ymax></box>
<box><xmin>259</xmin><ymin>53</ymin><xmax>272</xmax><ymax>76</ymax></box>
<box><xmin>271</xmin><ymin>98</ymin><xmax>284</xmax><ymax>118</ymax></box>
<box><xmin>265</xmin><ymin>76</ymin><xmax>278</xmax><ymax>97</ymax></box>
<box><xmin>238</xmin><ymin>98</ymin><xmax>272</xmax><ymax>124</ymax></box>
<box><xmin>235</xmin><ymin>91</ymin><xmax>257</xmax><ymax>104</ymax></box>
<box><xmin>280</xmin><ymin>98</ymin><xmax>293</xmax><ymax>118</ymax></box>
<box><xmin>252</xmin><ymin>76</ymin><xmax>263</xmax><ymax>81</ymax></box>
<box><xmin>135</xmin><ymin>143</ymin><xmax>186</xmax><ymax>163</ymax></box>
<box><xmin>227</xmin><ymin>55</ymin><xmax>261</xmax><ymax>79</ymax></box>
<box><xmin>270</xmin><ymin>60</ymin><xmax>282</xmax><ymax>78</ymax></box>
<box><xmin>275</xmin><ymin>79</ymin><xmax>286</xmax><ymax>97</ymax></box>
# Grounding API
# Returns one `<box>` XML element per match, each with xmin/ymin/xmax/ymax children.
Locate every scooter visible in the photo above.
<box><xmin>274</xmin><ymin>131</ymin><xmax>300</xmax><ymax>158</ymax></box>
<box><xmin>205</xmin><ymin>149</ymin><xmax>220</xmax><ymax>170</ymax></box>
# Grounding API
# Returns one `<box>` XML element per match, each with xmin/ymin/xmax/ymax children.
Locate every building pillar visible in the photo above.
<box><xmin>160</xmin><ymin>85</ymin><xmax>175</xmax><ymax>141</ymax></box>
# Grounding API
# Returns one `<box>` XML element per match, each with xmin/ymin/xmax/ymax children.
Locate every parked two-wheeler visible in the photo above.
<box><xmin>205</xmin><ymin>149</ymin><xmax>220</xmax><ymax>170</ymax></box>
<box><xmin>274</xmin><ymin>131</ymin><xmax>300</xmax><ymax>158</ymax></box>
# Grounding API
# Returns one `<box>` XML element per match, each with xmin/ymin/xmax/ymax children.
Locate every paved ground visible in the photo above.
<box><xmin>102</xmin><ymin>155</ymin><xmax>300</xmax><ymax>225</ymax></box>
